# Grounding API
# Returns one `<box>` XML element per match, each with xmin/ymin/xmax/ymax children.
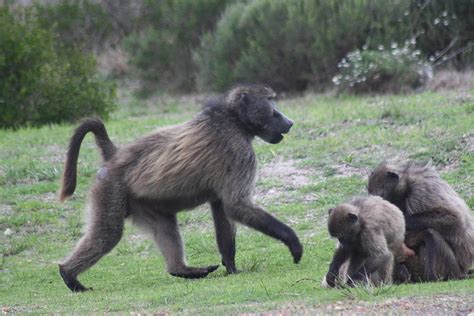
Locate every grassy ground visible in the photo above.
<box><xmin>1</xmin><ymin>90</ymin><xmax>473</xmax><ymax>314</ymax></box>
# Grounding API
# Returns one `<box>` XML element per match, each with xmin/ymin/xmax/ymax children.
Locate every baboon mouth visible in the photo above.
<box><xmin>270</xmin><ymin>134</ymin><xmax>284</xmax><ymax>144</ymax></box>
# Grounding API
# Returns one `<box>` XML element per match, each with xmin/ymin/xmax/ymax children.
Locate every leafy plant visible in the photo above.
<box><xmin>333</xmin><ymin>41</ymin><xmax>431</xmax><ymax>93</ymax></box>
<box><xmin>0</xmin><ymin>6</ymin><xmax>115</xmax><ymax>129</ymax></box>
<box><xmin>124</xmin><ymin>0</ymin><xmax>232</xmax><ymax>93</ymax></box>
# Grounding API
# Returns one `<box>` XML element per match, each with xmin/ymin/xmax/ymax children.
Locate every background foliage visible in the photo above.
<box><xmin>124</xmin><ymin>0</ymin><xmax>233</xmax><ymax>93</ymax></box>
<box><xmin>0</xmin><ymin>0</ymin><xmax>472</xmax><ymax>127</ymax></box>
<box><xmin>0</xmin><ymin>5</ymin><xmax>115</xmax><ymax>129</ymax></box>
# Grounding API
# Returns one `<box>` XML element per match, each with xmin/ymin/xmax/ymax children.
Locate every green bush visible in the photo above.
<box><xmin>124</xmin><ymin>0</ymin><xmax>233</xmax><ymax>93</ymax></box>
<box><xmin>194</xmin><ymin>0</ymin><xmax>411</xmax><ymax>92</ymax></box>
<box><xmin>332</xmin><ymin>43</ymin><xmax>431</xmax><ymax>93</ymax></box>
<box><xmin>34</xmin><ymin>0</ymin><xmax>112</xmax><ymax>52</ymax></box>
<box><xmin>0</xmin><ymin>7</ymin><xmax>115</xmax><ymax>129</ymax></box>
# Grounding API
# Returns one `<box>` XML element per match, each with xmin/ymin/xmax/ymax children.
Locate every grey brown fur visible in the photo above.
<box><xmin>323</xmin><ymin>196</ymin><xmax>411</xmax><ymax>287</ymax></box>
<box><xmin>368</xmin><ymin>160</ymin><xmax>474</xmax><ymax>282</ymax></box>
<box><xmin>58</xmin><ymin>84</ymin><xmax>303</xmax><ymax>292</ymax></box>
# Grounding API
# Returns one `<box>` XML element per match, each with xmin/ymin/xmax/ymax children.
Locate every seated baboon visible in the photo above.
<box><xmin>368</xmin><ymin>160</ymin><xmax>474</xmax><ymax>282</ymax></box>
<box><xmin>58</xmin><ymin>84</ymin><xmax>303</xmax><ymax>292</ymax></box>
<box><xmin>322</xmin><ymin>196</ymin><xmax>414</xmax><ymax>288</ymax></box>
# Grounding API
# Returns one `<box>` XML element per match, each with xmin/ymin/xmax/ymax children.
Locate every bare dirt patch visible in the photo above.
<box><xmin>39</xmin><ymin>144</ymin><xmax>64</xmax><ymax>165</ymax></box>
<box><xmin>255</xmin><ymin>158</ymin><xmax>312</xmax><ymax>203</ymax></box>
<box><xmin>426</xmin><ymin>70</ymin><xmax>474</xmax><ymax>92</ymax></box>
<box><xmin>333</xmin><ymin>163</ymin><xmax>370</xmax><ymax>178</ymax></box>
<box><xmin>0</xmin><ymin>204</ymin><xmax>13</xmax><ymax>217</ymax></box>
<box><xmin>260</xmin><ymin>293</ymin><xmax>474</xmax><ymax>315</ymax></box>
<box><xmin>258</xmin><ymin>158</ymin><xmax>311</xmax><ymax>187</ymax></box>
<box><xmin>465</xmin><ymin>133</ymin><xmax>474</xmax><ymax>154</ymax></box>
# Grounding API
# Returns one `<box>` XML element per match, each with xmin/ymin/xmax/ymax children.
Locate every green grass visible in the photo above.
<box><xmin>1</xmin><ymin>91</ymin><xmax>473</xmax><ymax>314</ymax></box>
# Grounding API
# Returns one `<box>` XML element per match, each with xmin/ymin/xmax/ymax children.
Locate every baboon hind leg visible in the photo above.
<box><xmin>405</xmin><ymin>229</ymin><xmax>463</xmax><ymax>282</ymax></box>
<box><xmin>211</xmin><ymin>200</ymin><xmax>237</xmax><ymax>274</ymax></box>
<box><xmin>59</xmin><ymin>183</ymin><xmax>126</xmax><ymax>292</ymax></box>
<box><xmin>139</xmin><ymin>210</ymin><xmax>218</xmax><ymax>279</ymax></box>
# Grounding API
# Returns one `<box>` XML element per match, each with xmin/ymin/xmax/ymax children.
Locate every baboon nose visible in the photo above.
<box><xmin>288</xmin><ymin>119</ymin><xmax>294</xmax><ymax>129</ymax></box>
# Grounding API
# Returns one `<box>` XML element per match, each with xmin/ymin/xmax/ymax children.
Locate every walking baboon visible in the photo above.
<box><xmin>323</xmin><ymin>196</ymin><xmax>413</xmax><ymax>288</ymax></box>
<box><xmin>58</xmin><ymin>84</ymin><xmax>303</xmax><ymax>292</ymax></box>
<box><xmin>368</xmin><ymin>160</ymin><xmax>474</xmax><ymax>282</ymax></box>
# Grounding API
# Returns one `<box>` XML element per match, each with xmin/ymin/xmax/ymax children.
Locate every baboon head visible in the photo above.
<box><xmin>367</xmin><ymin>162</ymin><xmax>407</xmax><ymax>205</ymax></box>
<box><xmin>227</xmin><ymin>85</ymin><xmax>294</xmax><ymax>144</ymax></box>
<box><xmin>328</xmin><ymin>204</ymin><xmax>360</xmax><ymax>247</ymax></box>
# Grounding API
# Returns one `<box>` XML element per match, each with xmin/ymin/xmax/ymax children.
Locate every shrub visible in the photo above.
<box><xmin>124</xmin><ymin>0</ymin><xmax>233</xmax><ymax>93</ymax></box>
<box><xmin>34</xmin><ymin>0</ymin><xmax>112</xmax><ymax>52</ymax></box>
<box><xmin>0</xmin><ymin>7</ymin><xmax>115</xmax><ymax>129</ymax></box>
<box><xmin>332</xmin><ymin>43</ymin><xmax>431</xmax><ymax>93</ymax></box>
<box><xmin>194</xmin><ymin>0</ymin><xmax>411</xmax><ymax>92</ymax></box>
<box><xmin>408</xmin><ymin>0</ymin><xmax>474</xmax><ymax>67</ymax></box>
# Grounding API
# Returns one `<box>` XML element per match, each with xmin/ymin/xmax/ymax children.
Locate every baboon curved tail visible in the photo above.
<box><xmin>59</xmin><ymin>118</ymin><xmax>117</xmax><ymax>202</ymax></box>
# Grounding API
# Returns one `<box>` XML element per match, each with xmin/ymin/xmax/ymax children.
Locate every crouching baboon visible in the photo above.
<box><xmin>368</xmin><ymin>160</ymin><xmax>474</xmax><ymax>282</ymax></box>
<box><xmin>58</xmin><ymin>84</ymin><xmax>303</xmax><ymax>292</ymax></box>
<box><xmin>323</xmin><ymin>196</ymin><xmax>414</xmax><ymax>288</ymax></box>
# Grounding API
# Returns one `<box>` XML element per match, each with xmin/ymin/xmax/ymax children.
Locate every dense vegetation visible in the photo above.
<box><xmin>132</xmin><ymin>0</ymin><xmax>473</xmax><ymax>92</ymax></box>
<box><xmin>1</xmin><ymin>0</ymin><xmax>472</xmax><ymax>127</ymax></box>
<box><xmin>0</xmin><ymin>5</ymin><xmax>115</xmax><ymax>129</ymax></box>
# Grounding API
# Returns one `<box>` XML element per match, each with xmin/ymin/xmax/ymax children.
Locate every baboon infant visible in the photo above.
<box><xmin>368</xmin><ymin>160</ymin><xmax>474</xmax><ymax>282</ymax></box>
<box><xmin>58</xmin><ymin>84</ymin><xmax>303</xmax><ymax>292</ymax></box>
<box><xmin>323</xmin><ymin>196</ymin><xmax>414</xmax><ymax>287</ymax></box>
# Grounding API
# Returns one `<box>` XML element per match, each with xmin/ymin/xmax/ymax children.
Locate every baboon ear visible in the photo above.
<box><xmin>386</xmin><ymin>171</ymin><xmax>399</xmax><ymax>181</ymax></box>
<box><xmin>328</xmin><ymin>208</ymin><xmax>334</xmax><ymax>215</ymax></box>
<box><xmin>347</xmin><ymin>213</ymin><xmax>358</xmax><ymax>224</ymax></box>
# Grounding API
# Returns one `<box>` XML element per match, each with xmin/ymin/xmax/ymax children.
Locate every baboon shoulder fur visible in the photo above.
<box><xmin>58</xmin><ymin>84</ymin><xmax>302</xmax><ymax>292</ymax></box>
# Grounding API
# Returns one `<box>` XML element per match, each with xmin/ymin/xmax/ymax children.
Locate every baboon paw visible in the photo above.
<box><xmin>289</xmin><ymin>241</ymin><xmax>303</xmax><ymax>263</ymax></box>
<box><xmin>59</xmin><ymin>265</ymin><xmax>92</xmax><ymax>293</ymax></box>
<box><xmin>206</xmin><ymin>265</ymin><xmax>219</xmax><ymax>274</ymax></box>
<box><xmin>224</xmin><ymin>265</ymin><xmax>239</xmax><ymax>275</ymax></box>
<box><xmin>221</xmin><ymin>259</ymin><xmax>238</xmax><ymax>274</ymax></box>
<box><xmin>170</xmin><ymin>265</ymin><xmax>219</xmax><ymax>279</ymax></box>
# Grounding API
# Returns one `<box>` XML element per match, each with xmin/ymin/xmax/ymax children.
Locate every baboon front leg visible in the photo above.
<box><xmin>59</xmin><ymin>182</ymin><xmax>126</xmax><ymax>292</ymax></box>
<box><xmin>225</xmin><ymin>200</ymin><xmax>303</xmax><ymax>263</ymax></box>
<box><xmin>346</xmin><ymin>254</ymin><xmax>368</xmax><ymax>286</ymax></box>
<box><xmin>148</xmin><ymin>212</ymin><xmax>218</xmax><ymax>279</ymax></box>
<box><xmin>393</xmin><ymin>262</ymin><xmax>412</xmax><ymax>284</ymax></box>
<box><xmin>325</xmin><ymin>246</ymin><xmax>351</xmax><ymax>288</ymax></box>
<box><xmin>211</xmin><ymin>200</ymin><xmax>238</xmax><ymax>274</ymax></box>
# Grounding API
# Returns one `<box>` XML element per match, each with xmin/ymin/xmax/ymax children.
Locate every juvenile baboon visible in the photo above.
<box><xmin>368</xmin><ymin>160</ymin><xmax>474</xmax><ymax>282</ymax></box>
<box><xmin>58</xmin><ymin>84</ymin><xmax>303</xmax><ymax>292</ymax></box>
<box><xmin>323</xmin><ymin>196</ymin><xmax>413</xmax><ymax>288</ymax></box>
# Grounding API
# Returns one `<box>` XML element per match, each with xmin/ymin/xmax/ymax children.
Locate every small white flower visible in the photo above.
<box><xmin>4</xmin><ymin>228</ymin><xmax>13</xmax><ymax>236</ymax></box>
<box><xmin>434</xmin><ymin>18</ymin><xmax>440</xmax><ymax>25</ymax></box>
<box><xmin>391</xmin><ymin>42</ymin><xmax>398</xmax><ymax>49</ymax></box>
<box><xmin>378</xmin><ymin>45</ymin><xmax>384</xmax><ymax>50</ymax></box>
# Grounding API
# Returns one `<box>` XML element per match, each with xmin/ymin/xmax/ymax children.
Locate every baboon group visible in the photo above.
<box><xmin>57</xmin><ymin>84</ymin><xmax>474</xmax><ymax>292</ymax></box>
